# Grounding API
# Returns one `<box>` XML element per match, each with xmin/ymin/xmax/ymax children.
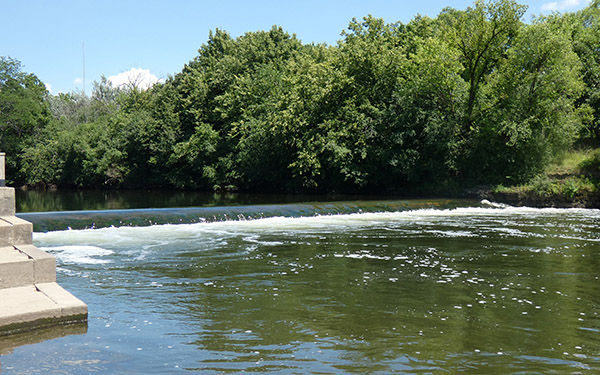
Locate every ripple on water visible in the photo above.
<box><xmin>11</xmin><ymin>203</ymin><xmax>599</xmax><ymax>373</ymax></box>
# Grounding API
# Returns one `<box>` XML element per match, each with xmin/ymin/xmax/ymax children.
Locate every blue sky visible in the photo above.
<box><xmin>1</xmin><ymin>0</ymin><xmax>591</xmax><ymax>94</ymax></box>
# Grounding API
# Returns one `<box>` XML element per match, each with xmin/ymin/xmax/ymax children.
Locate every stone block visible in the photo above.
<box><xmin>0</xmin><ymin>247</ymin><xmax>34</xmax><ymax>289</ymax></box>
<box><xmin>15</xmin><ymin>245</ymin><xmax>56</xmax><ymax>284</ymax></box>
<box><xmin>0</xmin><ymin>216</ymin><xmax>33</xmax><ymax>245</ymax></box>
<box><xmin>0</xmin><ymin>286</ymin><xmax>61</xmax><ymax>328</ymax></box>
<box><xmin>0</xmin><ymin>221</ymin><xmax>12</xmax><ymax>247</ymax></box>
<box><xmin>36</xmin><ymin>282</ymin><xmax>88</xmax><ymax>318</ymax></box>
<box><xmin>0</xmin><ymin>188</ymin><xmax>15</xmax><ymax>216</ymax></box>
<box><xmin>0</xmin><ymin>181</ymin><xmax>87</xmax><ymax>336</ymax></box>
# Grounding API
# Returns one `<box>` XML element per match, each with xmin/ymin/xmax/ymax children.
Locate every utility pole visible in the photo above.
<box><xmin>0</xmin><ymin>152</ymin><xmax>5</xmax><ymax>187</ymax></box>
<box><xmin>82</xmin><ymin>41</ymin><xmax>86</xmax><ymax>96</ymax></box>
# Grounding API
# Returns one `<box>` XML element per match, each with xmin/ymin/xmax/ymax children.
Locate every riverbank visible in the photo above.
<box><xmin>484</xmin><ymin>186</ymin><xmax>600</xmax><ymax>208</ymax></box>
<box><xmin>12</xmin><ymin>148</ymin><xmax>600</xmax><ymax>211</ymax></box>
<box><xmin>475</xmin><ymin>149</ymin><xmax>600</xmax><ymax>208</ymax></box>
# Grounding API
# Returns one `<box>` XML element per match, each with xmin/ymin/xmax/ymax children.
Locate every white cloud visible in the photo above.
<box><xmin>108</xmin><ymin>67</ymin><xmax>164</xmax><ymax>91</ymax></box>
<box><xmin>541</xmin><ymin>0</ymin><xmax>590</xmax><ymax>12</ymax></box>
<box><xmin>74</xmin><ymin>77</ymin><xmax>83</xmax><ymax>85</ymax></box>
<box><xmin>44</xmin><ymin>82</ymin><xmax>52</xmax><ymax>93</ymax></box>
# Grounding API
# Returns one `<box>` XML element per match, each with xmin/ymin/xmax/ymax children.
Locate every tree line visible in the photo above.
<box><xmin>1</xmin><ymin>0</ymin><xmax>599</xmax><ymax>194</ymax></box>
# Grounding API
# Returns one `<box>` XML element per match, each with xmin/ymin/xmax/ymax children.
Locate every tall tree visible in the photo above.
<box><xmin>471</xmin><ymin>20</ymin><xmax>584</xmax><ymax>182</ymax></box>
<box><xmin>564</xmin><ymin>1</ymin><xmax>600</xmax><ymax>143</ymax></box>
<box><xmin>0</xmin><ymin>56</ymin><xmax>50</xmax><ymax>181</ymax></box>
<box><xmin>439</xmin><ymin>0</ymin><xmax>526</xmax><ymax>137</ymax></box>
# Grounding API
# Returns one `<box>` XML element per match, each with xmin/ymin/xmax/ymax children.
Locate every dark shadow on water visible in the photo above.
<box><xmin>0</xmin><ymin>323</ymin><xmax>87</xmax><ymax>355</ymax></box>
<box><xmin>15</xmin><ymin>189</ymin><xmax>394</xmax><ymax>213</ymax></box>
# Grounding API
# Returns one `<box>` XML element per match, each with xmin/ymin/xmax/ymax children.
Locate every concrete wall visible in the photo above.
<box><xmin>0</xmin><ymin>154</ymin><xmax>87</xmax><ymax>336</ymax></box>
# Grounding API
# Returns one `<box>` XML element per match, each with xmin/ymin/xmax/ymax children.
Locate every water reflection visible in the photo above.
<box><xmin>15</xmin><ymin>189</ymin><xmax>393</xmax><ymax>213</ymax></box>
<box><xmin>0</xmin><ymin>324</ymin><xmax>87</xmax><ymax>355</ymax></box>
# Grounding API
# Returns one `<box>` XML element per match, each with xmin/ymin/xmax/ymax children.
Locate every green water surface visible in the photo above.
<box><xmin>1</xmin><ymin>196</ymin><xmax>599</xmax><ymax>373</ymax></box>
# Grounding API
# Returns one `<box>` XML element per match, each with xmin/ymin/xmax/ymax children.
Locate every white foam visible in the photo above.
<box><xmin>33</xmin><ymin>205</ymin><xmax>600</xmax><ymax>246</ymax></box>
<box><xmin>481</xmin><ymin>199</ymin><xmax>511</xmax><ymax>208</ymax></box>
<box><xmin>428</xmin><ymin>230</ymin><xmax>477</xmax><ymax>237</ymax></box>
<box><xmin>40</xmin><ymin>245</ymin><xmax>114</xmax><ymax>264</ymax></box>
<box><xmin>334</xmin><ymin>253</ymin><xmax>392</xmax><ymax>260</ymax></box>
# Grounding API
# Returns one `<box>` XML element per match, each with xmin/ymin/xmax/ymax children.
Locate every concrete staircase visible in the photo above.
<box><xmin>0</xmin><ymin>187</ymin><xmax>87</xmax><ymax>336</ymax></box>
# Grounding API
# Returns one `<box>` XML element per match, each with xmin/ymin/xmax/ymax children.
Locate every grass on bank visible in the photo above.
<box><xmin>492</xmin><ymin>149</ymin><xmax>600</xmax><ymax>204</ymax></box>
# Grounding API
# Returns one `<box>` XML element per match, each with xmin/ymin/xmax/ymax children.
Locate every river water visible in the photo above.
<box><xmin>1</xmin><ymin>196</ymin><xmax>600</xmax><ymax>373</ymax></box>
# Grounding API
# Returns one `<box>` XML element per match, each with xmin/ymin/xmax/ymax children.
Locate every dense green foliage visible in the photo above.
<box><xmin>0</xmin><ymin>57</ymin><xmax>50</xmax><ymax>179</ymax></box>
<box><xmin>2</xmin><ymin>0</ymin><xmax>598</xmax><ymax>193</ymax></box>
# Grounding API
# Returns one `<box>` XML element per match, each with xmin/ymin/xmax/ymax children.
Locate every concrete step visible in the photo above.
<box><xmin>15</xmin><ymin>244</ymin><xmax>56</xmax><ymax>284</ymax></box>
<box><xmin>0</xmin><ymin>283</ymin><xmax>87</xmax><ymax>336</ymax></box>
<box><xmin>0</xmin><ymin>216</ymin><xmax>32</xmax><ymax>247</ymax></box>
<box><xmin>0</xmin><ymin>246</ymin><xmax>33</xmax><ymax>289</ymax></box>
<box><xmin>36</xmin><ymin>282</ymin><xmax>87</xmax><ymax>318</ymax></box>
<box><xmin>0</xmin><ymin>184</ymin><xmax>87</xmax><ymax>337</ymax></box>
<box><xmin>0</xmin><ymin>246</ymin><xmax>56</xmax><ymax>289</ymax></box>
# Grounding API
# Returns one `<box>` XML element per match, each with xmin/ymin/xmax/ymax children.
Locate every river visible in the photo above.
<box><xmin>1</xmin><ymin>192</ymin><xmax>599</xmax><ymax>373</ymax></box>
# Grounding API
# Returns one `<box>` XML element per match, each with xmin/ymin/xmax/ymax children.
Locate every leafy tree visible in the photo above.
<box><xmin>11</xmin><ymin>0</ymin><xmax>595</xmax><ymax>194</ymax></box>
<box><xmin>563</xmin><ymin>1</ymin><xmax>600</xmax><ymax>143</ymax></box>
<box><xmin>171</xmin><ymin>25</ymin><xmax>306</xmax><ymax>190</ymax></box>
<box><xmin>439</xmin><ymin>0</ymin><xmax>526</xmax><ymax>137</ymax></box>
<box><xmin>20</xmin><ymin>117</ymin><xmax>117</xmax><ymax>187</ymax></box>
<box><xmin>0</xmin><ymin>56</ymin><xmax>50</xmax><ymax>182</ymax></box>
<box><xmin>384</xmin><ymin>37</ymin><xmax>466</xmax><ymax>186</ymax></box>
<box><xmin>470</xmin><ymin>20</ymin><xmax>584</xmax><ymax>182</ymax></box>
<box><xmin>304</xmin><ymin>16</ymin><xmax>407</xmax><ymax>191</ymax></box>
